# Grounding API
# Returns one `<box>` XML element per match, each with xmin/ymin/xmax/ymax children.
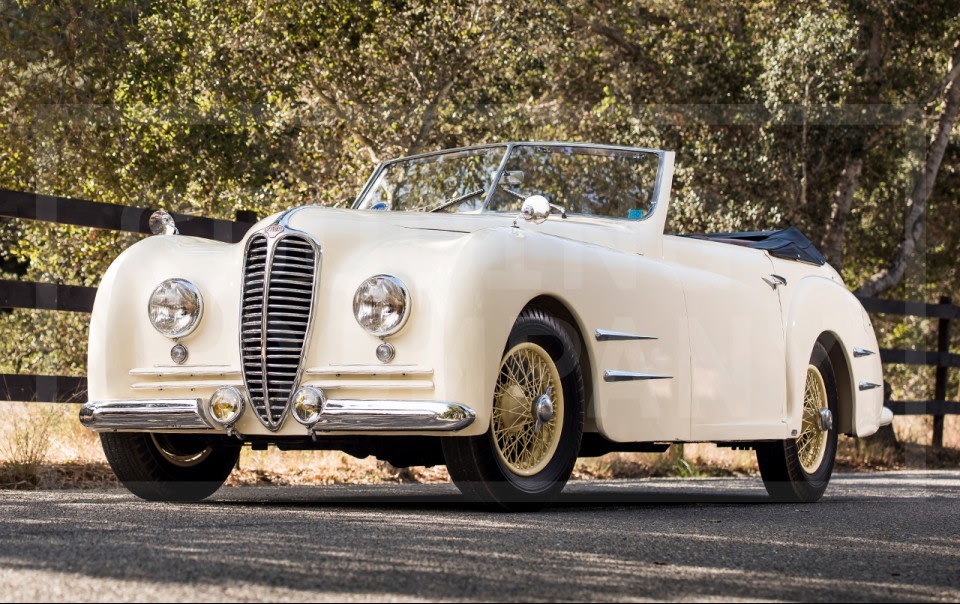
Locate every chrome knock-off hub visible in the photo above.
<box><xmin>818</xmin><ymin>408</ymin><xmax>834</xmax><ymax>432</ymax></box>
<box><xmin>533</xmin><ymin>387</ymin><xmax>555</xmax><ymax>432</ymax></box>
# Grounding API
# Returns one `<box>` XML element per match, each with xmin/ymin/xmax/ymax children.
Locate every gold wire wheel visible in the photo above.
<box><xmin>491</xmin><ymin>342</ymin><xmax>565</xmax><ymax>477</ymax></box>
<box><xmin>797</xmin><ymin>364</ymin><xmax>830</xmax><ymax>474</ymax></box>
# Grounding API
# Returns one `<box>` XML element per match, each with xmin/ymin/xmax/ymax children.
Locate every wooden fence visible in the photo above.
<box><xmin>0</xmin><ymin>188</ymin><xmax>255</xmax><ymax>403</ymax></box>
<box><xmin>858</xmin><ymin>296</ymin><xmax>959</xmax><ymax>448</ymax></box>
<box><xmin>0</xmin><ymin>188</ymin><xmax>956</xmax><ymax>445</ymax></box>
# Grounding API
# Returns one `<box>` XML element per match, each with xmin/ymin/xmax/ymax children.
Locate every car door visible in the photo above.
<box><xmin>665</xmin><ymin>237</ymin><xmax>788</xmax><ymax>441</ymax></box>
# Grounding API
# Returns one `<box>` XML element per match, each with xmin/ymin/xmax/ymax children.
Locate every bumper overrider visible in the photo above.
<box><xmin>79</xmin><ymin>396</ymin><xmax>476</xmax><ymax>433</ymax></box>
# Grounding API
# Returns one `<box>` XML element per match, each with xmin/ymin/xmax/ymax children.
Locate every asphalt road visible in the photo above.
<box><xmin>0</xmin><ymin>471</ymin><xmax>957</xmax><ymax>602</ymax></box>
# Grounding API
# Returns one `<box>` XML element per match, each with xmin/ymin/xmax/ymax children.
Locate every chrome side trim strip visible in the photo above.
<box><xmin>79</xmin><ymin>399</ymin><xmax>214</xmax><ymax>432</ymax></box>
<box><xmin>313</xmin><ymin>400</ymin><xmax>475</xmax><ymax>432</ymax></box>
<box><xmin>301</xmin><ymin>379</ymin><xmax>434</xmax><ymax>390</ymax></box>
<box><xmin>853</xmin><ymin>348</ymin><xmax>876</xmax><ymax>358</ymax></box>
<box><xmin>595</xmin><ymin>329</ymin><xmax>658</xmax><ymax>342</ymax></box>
<box><xmin>304</xmin><ymin>365</ymin><xmax>434</xmax><ymax>377</ymax></box>
<box><xmin>859</xmin><ymin>381</ymin><xmax>882</xmax><ymax>391</ymax></box>
<box><xmin>129</xmin><ymin>366</ymin><xmax>240</xmax><ymax>377</ymax></box>
<box><xmin>130</xmin><ymin>379</ymin><xmax>244</xmax><ymax>391</ymax></box>
<box><xmin>603</xmin><ymin>370</ymin><xmax>673</xmax><ymax>382</ymax></box>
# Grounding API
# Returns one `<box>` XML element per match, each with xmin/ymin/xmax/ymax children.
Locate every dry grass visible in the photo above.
<box><xmin>0</xmin><ymin>404</ymin><xmax>96</xmax><ymax>489</ymax></box>
<box><xmin>0</xmin><ymin>402</ymin><xmax>957</xmax><ymax>489</ymax></box>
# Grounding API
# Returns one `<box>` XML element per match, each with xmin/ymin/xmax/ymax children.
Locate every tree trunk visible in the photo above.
<box><xmin>817</xmin><ymin>15</ymin><xmax>882</xmax><ymax>271</ymax></box>
<box><xmin>820</xmin><ymin>155</ymin><xmax>863</xmax><ymax>270</ymax></box>
<box><xmin>856</xmin><ymin>39</ymin><xmax>960</xmax><ymax>297</ymax></box>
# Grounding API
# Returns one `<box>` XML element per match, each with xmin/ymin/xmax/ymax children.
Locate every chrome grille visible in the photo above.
<box><xmin>240</xmin><ymin>231</ymin><xmax>318</xmax><ymax>430</ymax></box>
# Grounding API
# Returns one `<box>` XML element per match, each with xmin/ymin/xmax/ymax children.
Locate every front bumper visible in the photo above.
<box><xmin>79</xmin><ymin>398</ymin><xmax>476</xmax><ymax>433</ymax></box>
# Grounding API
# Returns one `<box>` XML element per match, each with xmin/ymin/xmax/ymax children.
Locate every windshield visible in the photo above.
<box><xmin>354</xmin><ymin>146</ymin><xmax>507</xmax><ymax>212</ymax></box>
<box><xmin>486</xmin><ymin>145</ymin><xmax>660</xmax><ymax>219</ymax></box>
<box><xmin>354</xmin><ymin>143</ymin><xmax>661</xmax><ymax>219</ymax></box>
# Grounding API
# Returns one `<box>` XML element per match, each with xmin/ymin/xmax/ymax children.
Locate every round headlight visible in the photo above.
<box><xmin>208</xmin><ymin>386</ymin><xmax>245</xmax><ymax>426</ymax></box>
<box><xmin>352</xmin><ymin>275</ymin><xmax>410</xmax><ymax>337</ymax></box>
<box><xmin>148</xmin><ymin>278</ymin><xmax>203</xmax><ymax>339</ymax></box>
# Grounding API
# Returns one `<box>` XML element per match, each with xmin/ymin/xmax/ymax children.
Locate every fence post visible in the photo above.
<box><xmin>932</xmin><ymin>295</ymin><xmax>951</xmax><ymax>449</ymax></box>
<box><xmin>235</xmin><ymin>209</ymin><xmax>258</xmax><ymax>223</ymax></box>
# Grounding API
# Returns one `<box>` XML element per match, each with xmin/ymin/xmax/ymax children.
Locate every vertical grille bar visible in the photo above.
<box><xmin>240</xmin><ymin>231</ymin><xmax>318</xmax><ymax>430</ymax></box>
<box><xmin>240</xmin><ymin>235</ymin><xmax>268</xmax><ymax>425</ymax></box>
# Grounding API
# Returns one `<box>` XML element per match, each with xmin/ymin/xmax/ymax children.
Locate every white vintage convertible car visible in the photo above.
<box><xmin>81</xmin><ymin>142</ymin><xmax>891</xmax><ymax>509</ymax></box>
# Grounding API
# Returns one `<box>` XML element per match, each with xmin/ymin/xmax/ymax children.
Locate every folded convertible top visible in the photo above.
<box><xmin>690</xmin><ymin>227</ymin><xmax>826</xmax><ymax>266</ymax></box>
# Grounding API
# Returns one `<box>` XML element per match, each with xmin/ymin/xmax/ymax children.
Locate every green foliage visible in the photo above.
<box><xmin>0</xmin><ymin>0</ymin><xmax>959</xmax><ymax>382</ymax></box>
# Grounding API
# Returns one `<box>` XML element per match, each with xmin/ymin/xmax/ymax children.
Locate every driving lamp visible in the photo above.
<box><xmin>352</xmin><ymin>275</ymin><xmax>410</xmax><ymax>337</ymax></box>
<box><xmin>291</xmin><ymin>386</ymin><xmax>326</xmax><ymax>426</ymax></box>
<box><xmin>148</xmin><ymin>278</ymin><xmax>203</xmax><ymax>339</ymax></box>
<box><xmin>208</xmin><ymin>386</ymin><xmax>245</xmax><ymax>426</ymax></box>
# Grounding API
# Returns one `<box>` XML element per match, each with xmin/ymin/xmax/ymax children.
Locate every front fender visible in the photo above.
<box><xmin>87</xmin><ymin>234</ymin><xmax>243</xmax><ymax>402</ymax></box>
<box><xmin>436</xmin><ymin>225</ymin><xmax>689</xmax><ymax>442</ymax></box>
<box><xmin>785</xmin><ymin>276</ymin><xmax>884</xmax><ymax>437</ymax></box>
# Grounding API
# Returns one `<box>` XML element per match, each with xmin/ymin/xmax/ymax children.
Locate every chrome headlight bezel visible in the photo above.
<box><xmin>147</xmin><ymin>278</ymin><xmax>204</xmax><ymax>339</ymax></box>
<box><xmin>352</xmin><ymin>274</ymin><xmax>411</xmax><ymax>337</ymax></box>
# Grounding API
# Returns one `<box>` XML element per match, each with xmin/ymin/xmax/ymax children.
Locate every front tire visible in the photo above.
<box><xmin>757</xmin><ymin>341</ymin><xmax>839</xmax><ymax>502</ymax></box>
<box><xmin>100</xmin><ymin>432</ymin><xmax>240</xmax><ymax>502</ymax></box>
<box><xmin>442</xmin><ymin>307</ymin><xmax>585</xmax><ymax>511</ymax></box>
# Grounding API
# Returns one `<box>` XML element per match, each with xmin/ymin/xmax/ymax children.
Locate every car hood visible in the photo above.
<box><xmin>247</xmin><ymin>206</ymin><xmax>646</xmax><ymax>255</ymax></box>
<box><xmin>279</xmin><ymin>206</ymin><xmax>515</xmax><ymax>234</ymax></box>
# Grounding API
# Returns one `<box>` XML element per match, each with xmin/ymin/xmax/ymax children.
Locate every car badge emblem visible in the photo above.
<box><xmin>265</xmin><ymin>225</ymin><xmax>284</xmax><ymax>237</ymax></box>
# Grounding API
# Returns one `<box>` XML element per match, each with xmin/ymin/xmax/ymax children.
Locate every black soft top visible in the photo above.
<box><xmin>690</xmin><ymin>227</ymin><xmax>826</xmax><ymax>266</ymax></box>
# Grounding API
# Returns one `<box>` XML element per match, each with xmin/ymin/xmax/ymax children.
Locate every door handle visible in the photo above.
<box><xmin>762</xmin><ymin>274</ymin><xmax>788</xmax><ymax>289</ymax></box>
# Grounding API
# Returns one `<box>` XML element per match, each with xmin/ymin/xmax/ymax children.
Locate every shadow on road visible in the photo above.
<box><xmin>206</xmin><ymin>485</ymin><xmax>774</xmax><ymax>511</ymax></box>
<box><xmin>1</xmin><ymin>474</ymin><xmax>957</xmax><ymax>602</ymax></box>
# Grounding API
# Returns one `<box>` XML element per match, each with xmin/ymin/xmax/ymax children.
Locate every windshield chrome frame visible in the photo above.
<box><xmin>353</xmin><ymin>141</ymin><xmax>667</xmax><ymax>222</ymax></box>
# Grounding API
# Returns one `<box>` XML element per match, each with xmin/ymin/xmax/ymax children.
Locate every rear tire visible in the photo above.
<box><xmin>757</xmin><ymin>341</ymin><xmax>839</xmax><ymax>502</ymax></box>
<box><xmin>442</xmin><ymin>306</ymin><xmax>585</xmax><ymax>511</ymax></box>
<box><xmin>100</xmin><ymin>432</ymin><xmax>239</xmax><ymax>502</ymax></box>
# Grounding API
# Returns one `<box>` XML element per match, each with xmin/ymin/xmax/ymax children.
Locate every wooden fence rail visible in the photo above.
<box><xmin>0</xmin><ymin>188</ymin><xmax>255</xmax><ymax>242</ymax></box>
<box><xmin>0</xmin><ymin>188</ymin><xmax>256</xmax><ymax>403</ymax></box>
<box><xmin>0</xmin><ymin>188</ymin><xmax>956</xmax><ymax>446</ymax></box>
<box><xmin>857</xmin><ymin>294</ymin><xmax>957</xmax><ymax>447</ymax></box>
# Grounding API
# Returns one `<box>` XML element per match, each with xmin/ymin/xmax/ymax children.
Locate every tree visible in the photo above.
<box><xmin>857</xmin><ymin>36</ymin><xmax>960</xmax><ymax>297</ymax></box>
<box><xmin>1</xmin><ymin>0</ymin><xmax>959</xmax><ymax>381</ymax></box>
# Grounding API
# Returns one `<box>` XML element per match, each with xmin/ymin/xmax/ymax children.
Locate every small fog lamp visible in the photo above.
<box><xmin>208</xmin><ymin>386</ymin><xmax>245</xmax><ymax>426</ymax></box>
<box><xmin>376</xmin><ymin>342</ymin><xmax>396</xmax><ymax>363</ymax></box>
<box><xmin>292</xmin><ymin>386</ymin><xmax>326</xmax><ymax>426</ymax></box>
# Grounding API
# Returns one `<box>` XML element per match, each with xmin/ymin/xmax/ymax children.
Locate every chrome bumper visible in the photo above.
<box><xmin>79</xmin><ymin>399</ymin><xmax>212</xmax><ymax>431</ymax></box>
<box><xmin>313</xmin><ymin>400</ymin><xmax>475</xmax><ymax>432</ymax></box>
<box><xmin>79</xmin><ymin>398</ymin><xmax>475</xmax><ymax>433</ymax></box>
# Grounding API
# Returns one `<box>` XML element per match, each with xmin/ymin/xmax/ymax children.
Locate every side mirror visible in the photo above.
<box><xmin>520</xmin><ymin>195</ymin><xmax>551</xmax><ymax>224</ymax></box>
<box><xmin>502</xmin><ymin>170</ymin><xmax>524</xmax><ymax>186</ymax></box>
